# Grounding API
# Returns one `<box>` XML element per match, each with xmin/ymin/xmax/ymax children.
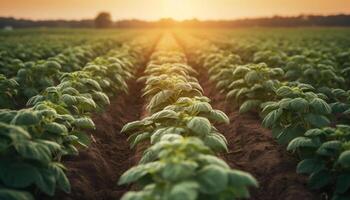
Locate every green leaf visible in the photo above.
<box><xmin>208</xmin><ymin>110</ymin><xmax>229</xmax><ymax>124</ymax></box>
<box><xmin>262</xmin><ymin>108</ymin><xmax>283</xmax><ymax>128</ymax></box>
<box><xmin>227</xmin><ymin>169</ymin><xmax>258</xmax><ymax>188</ymax></box>
<box><xmin>187</xmin><ymin>117</ymin><xmax>211</xmax><ymax>136</ymax></box>
<box><xmin>150</xmin><ymin>110</ymin><xmax>178</xmax><ymax>121</ymax></box>
<box><xmin>92</xmin><ymin>91</ymin><xmax>110</xmax><ymax>105</ymax></box>
<box><xmin>120</xmin><ymin>191</ymin><xmax>148</xmax><ymax>200</ymax></box>
<box><xmin>197</xmin><ymin>155</ymin><xmax>229</xmax><ymax>169</ymax></box>
<box><xmin>121</xmin><ymin>120</ymin><xmax>144</xmax><ymax>134</ymax></box>
<box><xmin>76</xmin><ymin>96</ymin><xmax>97</xmax><ymax>111</ymax></box>
<box><xmin>304</xmin><ymin>114</ymin><xmax>330</xmax><ymax>128</ymax></box>
<box><xmin>71</xmin><ymin>131</ymin><xmax>91</xmax><ymax>147</ymax></box>
<box><xmin>11</xmin><ymin>111</ymin><xmax>40</xmax><ymax>126</ymax></box>
<box><xmin>296</xmin><ymin>159</ymin><xmax>325</xmax><ymax>174</ymax></box>
<box><xmin>197</xmin><ymin>165</ymin><xmax>228</xmax><ymax>194</ymax></box>
<box><xmin>61</xmin><ymin>94</ymin><xmax>77</xmax><ymax>106</ymax></box>
<box><xmin>287</xmin><ymin>137</ymin><xmax>319</xmax><ymax>151</ymax></box>
<box><xmin>187</xmin><ymin>102</ymin><xmax>212</xmax><ymax>113</ymax></box>
<box><xmin>118</xmin><ymin>165</ymin><xmax>149</xmax><ymax>185</ymax></box>
<box><xmin>36</xmin><ymin>169</ymin><xmax>56</xmax><ymax>196</ymax></box>
<box><xmin>151</xmin><ymin>127</ymin><xmax>185</xmax><ymax>144</ymax></box>
<box><xmin>338</xmin><ymin>150</ymin><xmax>350</xmax><ymax>167</ymax></box>
<box><xmin>276</xmin><ymin>86</ymin><xmax>294</xmax><ymax>97</ymax></box>
<box><xmin>0</xmin><ymin>188</ymin><xmax>34</xmax><ymax>200</ymax></box>
<box><xmin>14</xmin><ymin>141</ymin><xmax>52</xmax><ymax>163</ymax></box>
<box><xmin>305</xmin><ymin>128</ymin><xmax>324</xmax><ymax>137</ymax></box>
<box><xmin>244</xmin><ymin>71</ymin><xmax>259</xmax><ymax>84</ymax></box>
<box><xmin>44</xmin><ymin>122</ymin><xmax>68</xmax><ymax>135</ymax></box>
<box><xmin>277</xmin><ymin>125</ymin><xmax>305</xmax><ymax>145</ymax></box>
<box><xmin>202</xmin><ymin>133</ymin><xmax>228</xmax><ymax>152</ymax></box>
<box><xmin>308</xmin><ymin>170</ymin><xmax>332</xmax><ymax>189</ymax></box>
<box><xmin>169</xmin><ymin>181</ymin><xmax>199</xmax><ymax>200</ymax></box>
<box><xmin>119</xmin><ymin>162</ymin><xmax>163</xmax><ymax>185</ymax></box>
<box><xmin>49</xmin><ymin>162</ymin><xmax>71</xmax><ymax>193</ymax></box>
<box><xmin>239</xmin><ymin>100</ymin><xmax>261</xmax><ymax>113</ymax></box>
<box><xmin>131</xmin><ymin>132</ymin><xmax>151</xmax><ymax>148</ymax></box>
<box><xmin>148</xmin><ymin>90</ymin><xmax>174</xmax><ymax>113</ymax></box>
<box><xmin>335</xmin><ymin>173</ymin><xmax>350</xmax><ymax>194</ymax></box>
<box><xmin>0</xmin><ymin>162</ymin><xmax>41</xmax><ymax>188</ymax></box>
<box><xmin>161</xmin><ymin>161</ymin><xmax>197</xmax><ymax>182</ymax></box>
<box><xmin>316</xmin><ymin>140</ymin><xmax>342</xmax><ymax>156</ymax></box>
<box><xmin>310</xmin><ymin>98</ymin><xmax>332</xmax><ymax>114</ymax></box>
<box><xmin>289</xmin><ymin>97</ymin><xmax>309</xmax><ymax>111</ymax></box>
<box><xmin>74</xmin><ymin>117</ymin><xmax>95</xmax><ymax>129</ymax></box>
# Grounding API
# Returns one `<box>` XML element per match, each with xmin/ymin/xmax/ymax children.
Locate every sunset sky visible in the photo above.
<box><xmin>1</xmin><ymin>0</ymin><xmax>350</xmax><ymax>20</ymax></box>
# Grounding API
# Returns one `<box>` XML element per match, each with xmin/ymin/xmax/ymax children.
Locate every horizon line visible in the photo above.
<box><xmin>1</xmin><ymin>12</ymin><xmax>350</xmax><ymax>22</ymax></box>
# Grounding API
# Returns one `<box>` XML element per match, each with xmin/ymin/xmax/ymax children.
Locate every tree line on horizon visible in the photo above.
<box><xmin>1</xmin><ymin>12</ymin><xmax>350</xmax><ymax>29</ymax></box>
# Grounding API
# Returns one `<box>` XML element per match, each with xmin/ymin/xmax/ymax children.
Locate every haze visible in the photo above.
<box><xmin>1</xmin><ymin>0</ymin><xmax>350</xmax><ymax>20</ymax></box>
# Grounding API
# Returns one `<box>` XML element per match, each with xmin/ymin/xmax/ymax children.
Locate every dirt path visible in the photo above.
<box><xmin>50</xmin><ymin>69</ymin><xmax>145</xmax><ymax>200</ymax></box>
<box><xmin>190</xmin><ymin>62</ymin><xmax>320</xmax><ymax>200</ymax></box>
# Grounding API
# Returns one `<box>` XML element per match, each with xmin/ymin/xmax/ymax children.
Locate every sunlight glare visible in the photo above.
<box><xmin>161</xmin><ymin>0</ymin><xmax>196</xmax><ymax>20</ymax></box>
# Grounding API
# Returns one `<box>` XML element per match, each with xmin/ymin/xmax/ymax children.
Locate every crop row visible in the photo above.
<box><xmin>177</xmin><ymin>32</ymin><xmax>350</xmax><ymax>200</ymax></box>
<box><xmin>0</xmin><ymin>39</ymin><xmax>122</xmax><ymax>109</ymax></box>
<box><xmin>0</xmin><ymin>35</ymin><xmax>86</xmax><ymax>64</ymax></box>
<box><xmin>119</xmin><ymin>34</ymin><xmax>257</xmax><ymax>200</ymax></box>
<box><xmin>0</xmin><ymin>35</ymin><xmax>156</xmax><ymax>200</ymax></box>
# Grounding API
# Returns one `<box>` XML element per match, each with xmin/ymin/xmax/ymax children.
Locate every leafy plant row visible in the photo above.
<box><xmin>0</xmin><ymin>35</ymin><xmax>86</xmax><ymax>70</ymax></box>
<box><xmin>198</xmin><ymin>30</ymin><xmax>350</xmax><ymax>91</ymax></box>
<box><xmin>177</xmin><ymin>34</ymin><xmax>350</xmax><ymax>200</ymax></box>
<box><xmin>119</xmin><ymin>34</ymin><xmax>258</xmax><ymax>200</ymax></box>
<box><xmin>0</xmin><ymin>35</ymin><xmax>156</xmax><ymax>200</ymax></box>
<box><xmin>0</xmin><ymin>39</ymin><xmax>120</xmax><ymax>109</ymax></box>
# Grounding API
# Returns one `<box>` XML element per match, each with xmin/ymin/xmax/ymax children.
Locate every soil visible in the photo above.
<box><xmin>49</xmin><ymin>71</ymin><xmax>145</xmax><ymax>200</ymax></box>
<box><xmin>195</xmin><ymin>68</ymin><xmax>321</xmax><ymax>200</ymax></box>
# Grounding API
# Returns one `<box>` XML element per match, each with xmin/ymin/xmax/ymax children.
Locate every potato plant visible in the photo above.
<box><xmin>119</xmin><ymin>135</ymin><xmax>257</xmax><ymax>200</ymax></box>
<box><xmin>0</xmin><ymin>74</ymin><xmax>19</xmax><ymax>109</ymax></box>
<box><xmin>119</xmin><ymin>35</ymin><xmax>257</xmax><ymax>200</ymax></box>
<box><xmin>0</xmin><ymin>40</ymin><xmax>118</xmax><ymax>108</ymax></box>
<box><xmin>0</xmin><ymin>36</ymin><xmax>153</xmax><ymax>199</ymax></box>
<box><xmin>225</xmin><ymin>63</ymin><xmax>284</xmax><ymax>113</ymax></box>
<box><xmin>176</xmin><ymin>30</ymin><xmax>350</xmax><ymax>200</ymax></box>
<box><xmin>122</xmin><ymin>96</ymin><xmax>229</xmax><ymax>152</ymax></box>
<box><xmin>262</xmin><ymin>84</ymin><xmax>332</xmax><ymax>144</ymax></box>
<box><xmin>288</xmin><ymin>125</ymin><xmax>350</xmax><ymax>200</ymax></box>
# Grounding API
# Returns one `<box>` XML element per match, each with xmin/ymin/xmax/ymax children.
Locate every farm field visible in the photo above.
<box><xmin>1</xmin><ymin>28</ymin><xmax>350</xmax><ymax>200</ymax></box>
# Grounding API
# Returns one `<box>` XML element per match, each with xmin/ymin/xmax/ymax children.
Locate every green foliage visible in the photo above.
<box><xmin>0</xmin><ymin>75</ymin><xmax>19</xmax><ymax>109</ymax></box>
<box><xmin>288</xmin><ymin>125</ymin><xmax>350</xmax><ymax>198</ymax></box>
<box><xmin>262</xmin><ymin>85</ymin><xmax>331</xmax><ymax>144</ymax></box>
<box><xmin>0</xmin><ymin>35</ymin><xmax>155</xmax><ymax>199</ymax></box>
<box><xmin>120</xmin><ymin>35</ymin><xmax>257</xmax><ymax>200</ymax></box>
<box><xmin>119</xmin><ymin>135</ymin><xmax>258</xmax><ymax>200</ymax></box>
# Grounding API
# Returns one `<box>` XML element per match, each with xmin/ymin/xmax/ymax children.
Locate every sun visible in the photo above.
<box><xmin>161</xmin><ymin>0</ymin><xmax>196</xmax><ymax>20</ymax></box>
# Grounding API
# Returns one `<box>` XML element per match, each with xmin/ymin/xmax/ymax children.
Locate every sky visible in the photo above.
<box><xmin>1</xmin><ymin>0</ymin><xmax>350</xmax><ymax>20</ymax></box>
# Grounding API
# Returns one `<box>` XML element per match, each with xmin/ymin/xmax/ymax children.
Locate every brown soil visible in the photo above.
<box><xmin>50</xmin><ymin>73</ymin><xmax>145</xmax><ymax>200</ymax></box>
<box><xmin>196</xmin><ymin>69</ymin><xmax>320</xmax><ymax>200</ymax></box>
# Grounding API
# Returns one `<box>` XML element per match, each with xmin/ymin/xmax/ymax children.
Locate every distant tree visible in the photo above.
<box><xmin>94</xmin><ymin>12</ymin><xmax>112</xmax><ymax>28</ymax></box>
